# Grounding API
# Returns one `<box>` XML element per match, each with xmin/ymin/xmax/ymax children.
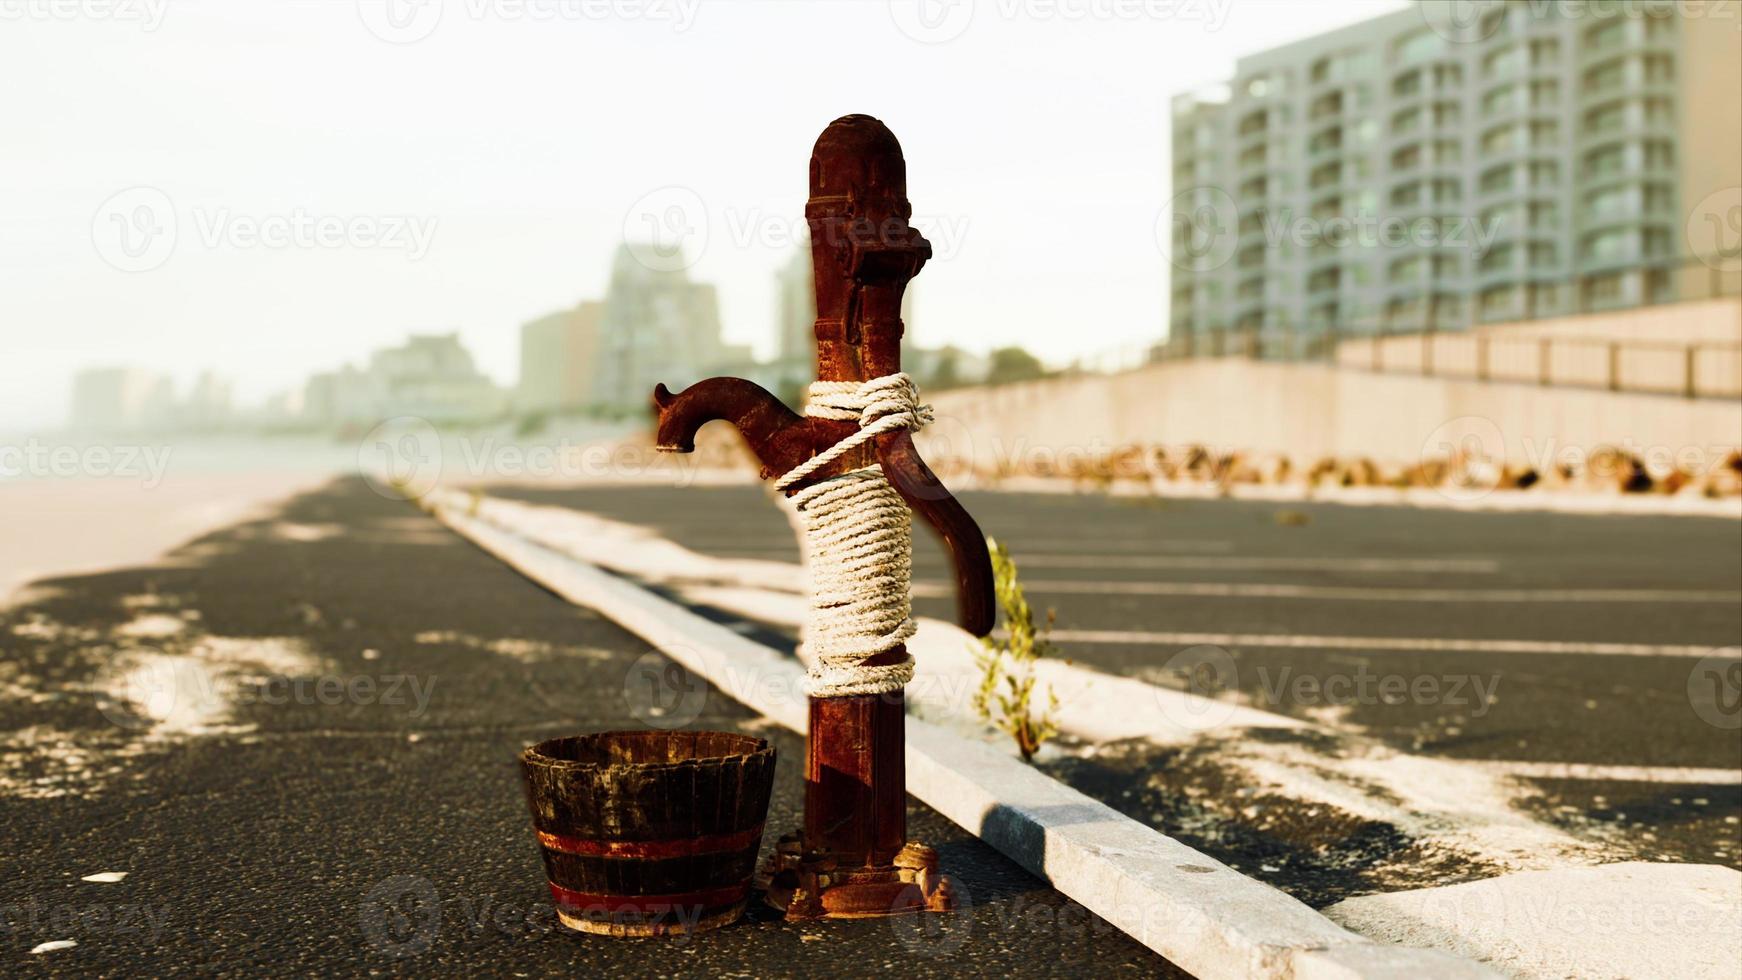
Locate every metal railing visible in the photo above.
<box><xmin>1334</xmin><ymin>330</ymin><xmax>1742</xmax><ymax>399</ymax></box>
<box><xmin>1129</xmin><ymin>258</ymin><xmax>1742</xmax><ymax>398</ymax></box>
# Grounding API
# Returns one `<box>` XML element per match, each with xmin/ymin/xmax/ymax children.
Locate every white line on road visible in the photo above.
<box><xmin>1474</xmin><ymin>761</ymin><xmax>1742</xmax><ymax>785</ymax></box>
<box><xmin>1036</xmin><ymin>629</ymin><xmax>1734</xmax><ymax>659</ymax></box>
<box><xmin>914</xmin><ymin>581</ymin><xmax>1742</xmax><ymax>604</ymax></box>
<box><xmin>999</xmin><ymin>555</ymin><xmax>1502</xmax><ymax>573</ymax></box>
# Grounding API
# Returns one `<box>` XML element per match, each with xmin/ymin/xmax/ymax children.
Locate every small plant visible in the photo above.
<box><xmin>973</xmin><ymin>538</ymin><xmax>1060</xmax><ymax>762</ymax></box>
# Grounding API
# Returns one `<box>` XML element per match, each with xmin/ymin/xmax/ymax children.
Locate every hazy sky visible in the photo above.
<box><xmin>1</xmin><ymin>0</ymin><xmax>1409</xmax><ymax>428</ymax></box>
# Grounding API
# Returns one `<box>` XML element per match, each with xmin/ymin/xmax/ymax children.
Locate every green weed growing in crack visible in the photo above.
<box><xmin>974</xmin><ymin>538</ymin><xmax>1060</xmax><ymax>762</ymax></box>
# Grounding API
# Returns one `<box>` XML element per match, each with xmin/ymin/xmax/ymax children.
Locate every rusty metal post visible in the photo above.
<box><xmin>650</xmin><ymin>115</ymin><xmax>994</xmax><ymax>920</ymax></box>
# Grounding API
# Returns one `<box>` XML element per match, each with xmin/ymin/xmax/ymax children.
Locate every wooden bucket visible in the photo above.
<box><xmin>520</xmin><ymin>730</ymin><xmax>776</xmax><ymax>936</ymax></box>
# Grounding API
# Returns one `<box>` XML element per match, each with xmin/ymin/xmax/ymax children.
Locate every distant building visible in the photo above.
<box><xmin>909</xmin><ymin>344</ymin><xmax>989</xmax><ymax>390</ymax></box>
<box><xmin>771</xmin><ymin>248</ymin><xmax>817</xmax><ymax>396</ymax></box>
<box><xmin>304</xmin><ymin>333</ymin><xmax>504</xmax><ymax>425</ymax></box>
<box><xmin>180</xmin><ymin>371</ymin><xmax>234</xmax><ymax>428</ymax></box>
<box><xmin>368</xmin><ymin>333</ymin><xmax>505</xmax><ymax>421</ymax></box>
<box><xmin>1169</xmin><ymin>1</ymin><xmax>1742</xmax><ymax>354</ymax></box>
<box><xmin>593</xmin><ymin>244</ymin><xmax>750</xmax><ymax>410</ymax></box>
<box><xmin>519</xmin><ymin>301</ymin><xmax>604</xmax><ymax>413</ymax></box>
<box><xmin>69</xmin><ymin>367</ymin><xmax>175</xmax><ymax>430</ymax></box>
<box><xmin>303</xmin><ymin>365</ymin><xmax>376</xmax><ymax>425</ymax></box>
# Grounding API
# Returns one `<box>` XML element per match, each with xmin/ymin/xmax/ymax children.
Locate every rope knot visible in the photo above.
<box><xmin>772</xmin><ymin>373</ymin><xmax>929</xmax><ymax>698</ymax></box>
<box><xmin>772</xmin><ymin>372</ymin><xmax>932</xmax><ymax>492</ymax></box>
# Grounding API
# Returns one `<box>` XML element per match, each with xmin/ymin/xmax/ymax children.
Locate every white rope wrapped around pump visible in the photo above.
<box><xmin>773</xmin><ymin>373</ymin><xmax>933</xmax><ymax>698</ymax></box>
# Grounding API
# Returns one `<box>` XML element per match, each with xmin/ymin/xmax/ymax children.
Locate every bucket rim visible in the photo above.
<box><xmin>521</xmin><ymin>730</ymin><xmax>773</xmax><ymax>774</ymax></box>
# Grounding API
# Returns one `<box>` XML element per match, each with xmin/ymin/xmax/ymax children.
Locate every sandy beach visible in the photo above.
<box><xmin>0</xmin><ymin>436</ymin><xmax>348</xmax><ymax>604</ymax></box>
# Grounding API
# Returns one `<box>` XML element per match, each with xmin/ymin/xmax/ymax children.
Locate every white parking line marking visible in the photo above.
<box><xmin>1001</xmin><ymin>555</ymin><xmax>1501</xmax><ymax>573</ymax></box>
<box><xmin>1032</xmin><ymin>629</ymin><xmax>1733</xmax><ymax>658</ymax></box>
<box><xmin>914</xmin><ymin>581</ymin><xmax>1741</xmax><ymax>604</ymax></box>
<box><xmin>1474</xmin><ymin>761</ymin><xmax>1742</xmax><ymax>785</ymax></box>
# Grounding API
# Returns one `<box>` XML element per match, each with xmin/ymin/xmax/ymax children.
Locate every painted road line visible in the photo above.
<box><xmin>1325</xmin><ymin>863</ymin><xmax>1742</xmax><ymax>980</ymax></box>
<box><xmin>444</xmin><ymin>493</ymin><xmax>1701</xmax><ymax>922</ymax></box>
<box><xmin>427</xmin><ymin>497</ymin><xmax>1496</xmax><ymax>979</ymax></box>
<box><xmin>1039</xmin><ymin>629</ymin><xmax>1732</xmax><ymax>659</ymax></box>
<box><xmin>913</xmin><ymin>580</ymin><xmax>1741</xmax><ymax>603</ymax></box>
<box><xmin>1001</xmin><ymin>555</ymin><xmax>1501</xmax><ymax>573</ymax></box>
<box><xmin>1472</xmin><ymin>761</ymin><xmax>1742</xmax><ymax>785</ymax></box>
<box><xmin>677</xmin><ymin>582</ymin><xmax>1305</xmax><ymax>742</ymax></box>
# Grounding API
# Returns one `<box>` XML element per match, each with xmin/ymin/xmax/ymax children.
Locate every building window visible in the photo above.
<box><xmin>1394</xmin><ymin>28</ymin><xmax>1443</xmax><ymax>64</ymax></box>
<box><xmin>1582</xmin><ymin>228</ymin><xmax>1633</xmax><ymax>262</ymax></box>
<box><xmin>1482</xmin><ymin>84</ymin><xmax>1519</xmax><ymax>114</ymax></box>
<box><xmin>1479</xmin><ymin>244</ymin><xmax>1515</xmax><ymax>274</ymax></box>
<box><xmin>1483</xmin><ymin>44</ymin><xmax>1524</xmax><ymax>78</ymax></box>
<box><xmin>1584</xmin><ymin>143</ymin><xmax>1624</xmax><ymax>177</ymax></box>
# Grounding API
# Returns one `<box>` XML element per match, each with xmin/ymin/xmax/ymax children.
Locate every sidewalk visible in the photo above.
<box><xmin>0</xmin><ymin>477</ymin><xmax>1164</xmax><ymax>976</ymax></box>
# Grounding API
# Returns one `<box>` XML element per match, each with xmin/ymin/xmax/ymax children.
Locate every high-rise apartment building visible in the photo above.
<box><xmin>1168</xmin><ymin>2</ymin><xmax>1742</xmax><ymax>355</ymax></box>
<box><xmin>594</xmin><ymin>244</ymin><xmax>750</xmax><ymax>409</ymax></box>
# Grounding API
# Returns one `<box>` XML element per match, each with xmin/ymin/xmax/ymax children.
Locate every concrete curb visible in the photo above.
<box><xmin>427</xmin><ymin>497</ymin><xmax>1500</xmax><ymax>979</ymax></box>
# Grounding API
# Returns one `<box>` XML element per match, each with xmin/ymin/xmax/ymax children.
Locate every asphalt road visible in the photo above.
<box><xmin>0</xmin><ymin>478</ymin><xmax>1165</xmax><ymax>977</ymax></box>
<box><xmin>485</xmin><ymin>483</ymin><xmax>1742</xmax><ymax>886</ymax></box>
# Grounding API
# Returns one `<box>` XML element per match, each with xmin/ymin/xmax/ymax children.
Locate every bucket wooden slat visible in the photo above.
<box><xmin>521</xmin><ymin>731</ymin><xmax>776</xmax><ymax>937</ymax></box>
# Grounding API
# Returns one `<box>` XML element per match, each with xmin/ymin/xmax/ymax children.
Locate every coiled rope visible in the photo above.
<box><xmin>773</xmin><ymin>373</ymin><xmax>933</xmax><ymax>698</ymax></box>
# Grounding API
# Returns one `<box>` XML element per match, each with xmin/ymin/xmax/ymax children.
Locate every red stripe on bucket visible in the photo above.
<box><xmin>547</xmin><ymin>880</ymin><xmax>748</xmax><ymax>914</ymax></box>
<box><xmin>536</xmin><ymin>824</ymin><xmax>763</xmax><ymax>859</ymax></box>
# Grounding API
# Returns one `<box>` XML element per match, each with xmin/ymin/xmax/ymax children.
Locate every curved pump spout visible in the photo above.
<box><xmin>652</xmin><ymin>377</ymin><xmax>809</xmax><ymax>481</ymax></box>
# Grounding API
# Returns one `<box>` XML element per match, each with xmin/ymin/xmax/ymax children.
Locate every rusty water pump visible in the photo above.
<box><xmin>652</xmin><ymin>114</ymin><xmax>994</xmax><ymax>919</ymax></box>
